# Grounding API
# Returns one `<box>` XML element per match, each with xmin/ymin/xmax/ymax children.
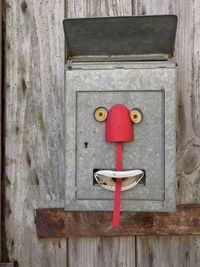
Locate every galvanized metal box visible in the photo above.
<box><xmin>64</xmin><ymin>15</ymin><xmax>177</xmax><ymax>212</ymax></box>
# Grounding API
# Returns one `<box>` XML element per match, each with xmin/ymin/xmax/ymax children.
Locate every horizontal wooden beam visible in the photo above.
<box><xmin>35</xmin><ymin>205</ymin><xmax>200</xmax><ymax>238</ymax></box>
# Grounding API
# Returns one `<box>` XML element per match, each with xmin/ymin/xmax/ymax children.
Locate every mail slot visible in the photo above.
<box><xmin>63</xmin><ymin>15</ymin><xmax>177</xmax><ymax>216</ymax></box>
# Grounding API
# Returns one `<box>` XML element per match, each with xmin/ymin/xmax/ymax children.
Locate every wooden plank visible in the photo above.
<box><xmin>173</xmin><ymin>0</ymin><xmax>200</xmax><ymax>205</ymax></box>
<box><xmin>66</xmin><ymin>1</ymin><xmax>134</xmax><ymax>266</ymax></box>
<box><xmin>135</xmin><ymin>0</ymin><xmax>200</xmax><ymax>266</ymax></box>
<box><xmin>36</xmin><ymin>205</ymin><xmax>200</xmax><ymax>238</ymax></box>
<box><xmin>68</xmin><ymin>237</ymin><xmax>135</xmax><ymax>267</ymax></box>
<box><xmin>66</xmin><ymin>0</ymin><xmax>133</xmax><ymax>17</ymax></box>
<box><xmin>137</xmin><ymin>236</ymin><xmax>200</xmax><ymax>267</ymax></box>
<box><xmin>135</xmin><ymin>0</ymin><xmax>171</xmax><ymax>15</ymax></box>
<box><xmin>4</xmin><ymin>0</ymin><xmax>66</xmax><ymax>266</ymax></box>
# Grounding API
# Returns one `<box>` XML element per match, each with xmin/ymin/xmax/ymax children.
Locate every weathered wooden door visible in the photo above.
<box><xmin>2</xmin><ymin>0</ymin><xmax>200</xmax><ymax>266</ymax></box>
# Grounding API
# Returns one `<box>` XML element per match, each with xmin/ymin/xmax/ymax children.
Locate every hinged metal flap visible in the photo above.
<box><xmin>63</xmin><ymin>15</ymin><xmax>177</xmax><ymax>61</ymax></box>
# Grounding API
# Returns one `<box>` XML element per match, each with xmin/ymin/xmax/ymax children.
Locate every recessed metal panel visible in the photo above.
<box><xmin>63</xmin><ymin>15</ymin><xmax>177</xmax><ymax>61</ymax></box>
<box><xmin>65</xmin><ymin>62</ymin><xmax>176</xmax><ymax>211</ymax></box>
<box><xmin>76</xmin><ymin>91</ymin><xmax>164</xmax><ymax>201</ymax></box>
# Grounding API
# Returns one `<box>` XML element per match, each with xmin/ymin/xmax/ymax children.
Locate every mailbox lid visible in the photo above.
<box><xmin>63</xmin><ymin>15</ymin><xmax>177</xmax><ymax>61</ymax></box>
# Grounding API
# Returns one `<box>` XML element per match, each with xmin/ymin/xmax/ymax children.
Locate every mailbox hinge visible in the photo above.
<box><xmin>65</xmin><ymin>59</ymin><xmax>176</xmax><ymax>71</ymax></box>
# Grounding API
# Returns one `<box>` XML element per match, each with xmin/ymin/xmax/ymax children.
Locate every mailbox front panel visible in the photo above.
<box><xmin>65</xmin><ymin>63</ymin><xmax>176</xmax><ymax>211</ymax></box>
<box><xmin>77</xmin><ymin>91</ymin><xmax>164</xmax><ymax>200</ymax></box>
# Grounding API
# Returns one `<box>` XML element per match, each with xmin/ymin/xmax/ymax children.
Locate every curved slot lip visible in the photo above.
<box><xmin>94</xmin><ymin>170</ymin><xmax>145</xmax><ymax>191</ymax></box>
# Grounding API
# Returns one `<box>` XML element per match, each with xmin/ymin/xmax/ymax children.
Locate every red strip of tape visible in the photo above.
<box><xmin>112</xmin><ymin>142</ymin><xmax>122</xmax><ymax>227</ymax></box>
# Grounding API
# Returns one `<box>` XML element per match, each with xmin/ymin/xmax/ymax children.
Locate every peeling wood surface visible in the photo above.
<box><xmin>4</xmin><ymin>0</ymin><xmax>66</xmax><ymax>266</ymax></box>
<box><xmin>36</xmin><ymin>205</ymin><xmax>200</xmax><ymax>238</ymax></box>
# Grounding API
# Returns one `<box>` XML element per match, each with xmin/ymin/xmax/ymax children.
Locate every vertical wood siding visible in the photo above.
<box><xmin>135</xmin><ymin>1</ymin><xmax>200</xmax><ymax>266</ymax></box>
<box><xmin>68</xmin><ymin>237</ymin><xmax>136</xmax><ymax>267</ymax></box>
<box><xmin>4</xmin><ymin>0</ymin><xmax>66</xmax><ymax>266</ymax></box>
<box><xmin>4</xmin><ymin>0</ymin><xmax>200</xmax><ymax>266</ymax></box>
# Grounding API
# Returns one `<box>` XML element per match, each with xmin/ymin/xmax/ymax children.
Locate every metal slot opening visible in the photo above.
<box><xmin>93</xmin><ymin>169</ymin><xmax>146</xmax><ymax>185</ymax></box>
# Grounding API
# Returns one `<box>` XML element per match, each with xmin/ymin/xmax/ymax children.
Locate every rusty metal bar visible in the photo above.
<box><xmin>35</xmin><ymin>205</ymin><xmax>200</xmax><ymax>238</ymax></box>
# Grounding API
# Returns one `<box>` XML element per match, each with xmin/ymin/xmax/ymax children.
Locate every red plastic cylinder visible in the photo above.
<box><xmin>105</xmin><ymin>104</ymin><xmax>134</xmax><ymax>142</ymax></box>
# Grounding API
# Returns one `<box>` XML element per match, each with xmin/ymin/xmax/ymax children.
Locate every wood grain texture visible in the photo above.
<box><xmin>66</xmin><ymin>0</ymin><xmax>133</xmax><ymax>17</ymax></box>
<box><xmin>137</xmin><ymin>236</ymin><xmax>200</xmax><ymax>267</ymax></box>
<box><xmin>66</xmin><ymin>1</ymin><xmax>134</xmax><ymax>266</ymax></box>
<box><xmin>68</xmin><ymin>237</ymin><xmax>135</xmax><ymax>267</ymax></box>
<box><xmin>135</xmin><ymin>0</ymin><xmax>171</xmax><ymax>15</ymax></box>
<box><xmin>173</xmin><ymin>0</ymin><xmax>200</xmax><ymax>205</ymax></box>
<box><xmin>4</xmin><ymin>0</ymin><xmax>200</xmax><ymax>266</ymax></box>
<box><xmin>36</xmin><ymin>205</ymin><xmax>200</xmax><ymax>238</ymax></box>
<box><xmin>135</xmin><ymin>1</ymin><xmax>200</xmax><ymax>267</ymax></box>
<box><xmin>5</xmin><ymin>0</ymin><xmax>66</xmax><ymax>266</ymax></box>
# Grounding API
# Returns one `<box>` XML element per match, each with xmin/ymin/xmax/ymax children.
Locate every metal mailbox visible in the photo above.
<box><xmin>63</xmin><ymin>15</ymin><xmax>177</xmax><ymax>212</ymax></box>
